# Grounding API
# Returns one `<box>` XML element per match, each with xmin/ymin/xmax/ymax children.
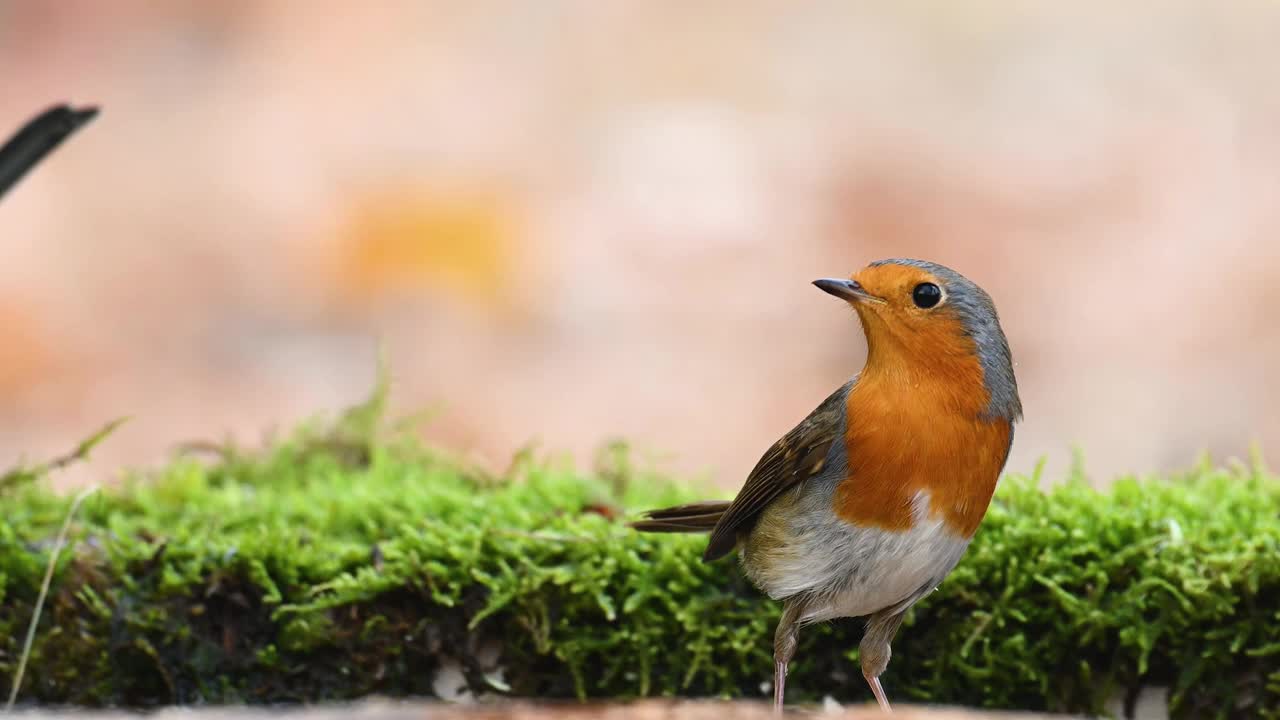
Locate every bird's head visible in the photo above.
<box><xmin>814</xmin><ymin>258</ymin><xmax>1021</xmax><ymax>422</ymax></box>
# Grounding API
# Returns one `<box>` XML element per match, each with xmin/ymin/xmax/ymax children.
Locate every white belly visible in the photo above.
<box><xmin>740</xmin><ymin>489</ymin><xmax>971</xmax><ymax>622</ymax></box>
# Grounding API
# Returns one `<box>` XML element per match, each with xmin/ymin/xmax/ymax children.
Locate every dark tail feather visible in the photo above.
<box><xmin>629</xmin><ymin>500</ymin><xmax>729</xmax><ymax>533</ymax></box>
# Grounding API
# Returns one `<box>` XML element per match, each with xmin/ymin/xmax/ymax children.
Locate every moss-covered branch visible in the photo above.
<box><xmin>1</xmin><ymin>411</ymin><xmax>1277</xmax><ymax>718</ymax></box>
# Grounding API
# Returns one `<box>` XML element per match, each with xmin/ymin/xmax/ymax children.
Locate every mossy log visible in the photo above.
<box><xmin>2</xmin><ymin>413</ymin><xmax>1278</xmax><ymax>718</ymax></box>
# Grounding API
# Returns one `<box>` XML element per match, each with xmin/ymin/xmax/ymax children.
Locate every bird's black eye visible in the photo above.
<box><xmin>912</xmin><ymin>282</ymin><xmax>942</xmax><ymax>309</ymax></box>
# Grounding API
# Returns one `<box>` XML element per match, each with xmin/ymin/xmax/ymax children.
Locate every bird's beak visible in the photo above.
<box><xmin>813</xmin><ymin>278</ymin><xmax>882</xmax><ymax>304</ymax></box>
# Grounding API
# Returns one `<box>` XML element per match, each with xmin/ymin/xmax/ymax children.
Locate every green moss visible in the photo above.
<box><xmin>1</xmin><ymin>401</ymin><xmax>1277</xmax><ymax>717</ymax></box>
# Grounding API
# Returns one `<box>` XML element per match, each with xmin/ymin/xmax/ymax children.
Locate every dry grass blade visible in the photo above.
<box><xmin>4</xmin><ymin>484</ymin><xmax>100</xmax><ymax>712</ymax></box>
<box><xmin>0</xmin><ymin>417</ymin><xmax>128</xmax><ymax>494</ymax></box>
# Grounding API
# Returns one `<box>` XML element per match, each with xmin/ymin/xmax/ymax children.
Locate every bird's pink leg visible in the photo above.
<box><xmin>865</xmin><ymin>673</ymin><xmax>893</xmax><ymax>713</ymax></box>
<box><xmin>771</xmin><ymin>599</ymin><xmax>804</xmax><ymax>715</ymax></box>
<box><xmin>772</xmin><ymin>658</ymin><xmax>787</xmax><ymax>714</ymax></box>
<box><xmin>859</xmin><ymin>608</ymin><xmax>906</xmax><ymax>714</ymax></box>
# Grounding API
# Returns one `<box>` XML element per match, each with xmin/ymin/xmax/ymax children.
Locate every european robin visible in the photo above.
<box><xmin>631</xmin><ymin>259</ymin><xmax>1021</xmax><ymax>713</ymax></box>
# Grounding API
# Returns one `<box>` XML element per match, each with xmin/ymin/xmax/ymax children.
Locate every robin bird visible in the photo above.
<box><xmin>631</xmin><ymin>259</ymin><xmax>1021</xmax><ymax>713</ymax></box>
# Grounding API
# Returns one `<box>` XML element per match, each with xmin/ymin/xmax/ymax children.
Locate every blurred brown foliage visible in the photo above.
<box><xmin>1</xmin><ymin>1</ymin><xmax>1277</xmax><ymax>489</ymax></box>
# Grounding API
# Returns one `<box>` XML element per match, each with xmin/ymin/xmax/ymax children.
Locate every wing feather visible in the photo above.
<box><xmin>702</xmin><ymin>378</ymin><xmax>853</xmax><ymax>561</ymax></box>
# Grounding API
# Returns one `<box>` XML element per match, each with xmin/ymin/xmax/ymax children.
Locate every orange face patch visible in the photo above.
<box><xmin>850</xmin><ymin>264</ymin><xmax>956</xmax><ymax>343</ymax></box>
<box><xmin>852</xmin><ymin>263</ymin><xmax>928</xmax><ymax>298</ymax></box>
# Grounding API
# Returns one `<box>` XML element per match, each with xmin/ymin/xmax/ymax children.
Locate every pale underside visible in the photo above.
<box><xmin>740</xmin><ymin>482</ymin><xmax>970</xmax><ymax>623</ymax></box>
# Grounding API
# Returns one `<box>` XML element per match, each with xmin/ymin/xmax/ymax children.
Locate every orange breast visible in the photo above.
<box><xmin>834</xmin><ymin>329</ymin><xmax>1012</xmax><ymax>538</ymax></box>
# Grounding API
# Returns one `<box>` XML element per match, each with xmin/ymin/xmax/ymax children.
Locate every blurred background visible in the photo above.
<box><xmin>2</xmin><ymin>0</ymin><xmax>1278</xmax><ymax>492</ymax></box>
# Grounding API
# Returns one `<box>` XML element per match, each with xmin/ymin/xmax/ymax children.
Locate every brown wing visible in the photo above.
<box><xmin>702</xmin><ymin>378</ymin><xmax>853</xmax><ymax>561</ymax></box>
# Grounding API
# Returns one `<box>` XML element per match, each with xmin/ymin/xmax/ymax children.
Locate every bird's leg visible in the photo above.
<box><xmin>859</xmin><ymin>608</ymin><xmax>907</xmax><ymax>713</ymax></box>
<box><xmin>772</xmin><ymin>598</ymin><xmax>805</xmax><ymax>715</ymax></box>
